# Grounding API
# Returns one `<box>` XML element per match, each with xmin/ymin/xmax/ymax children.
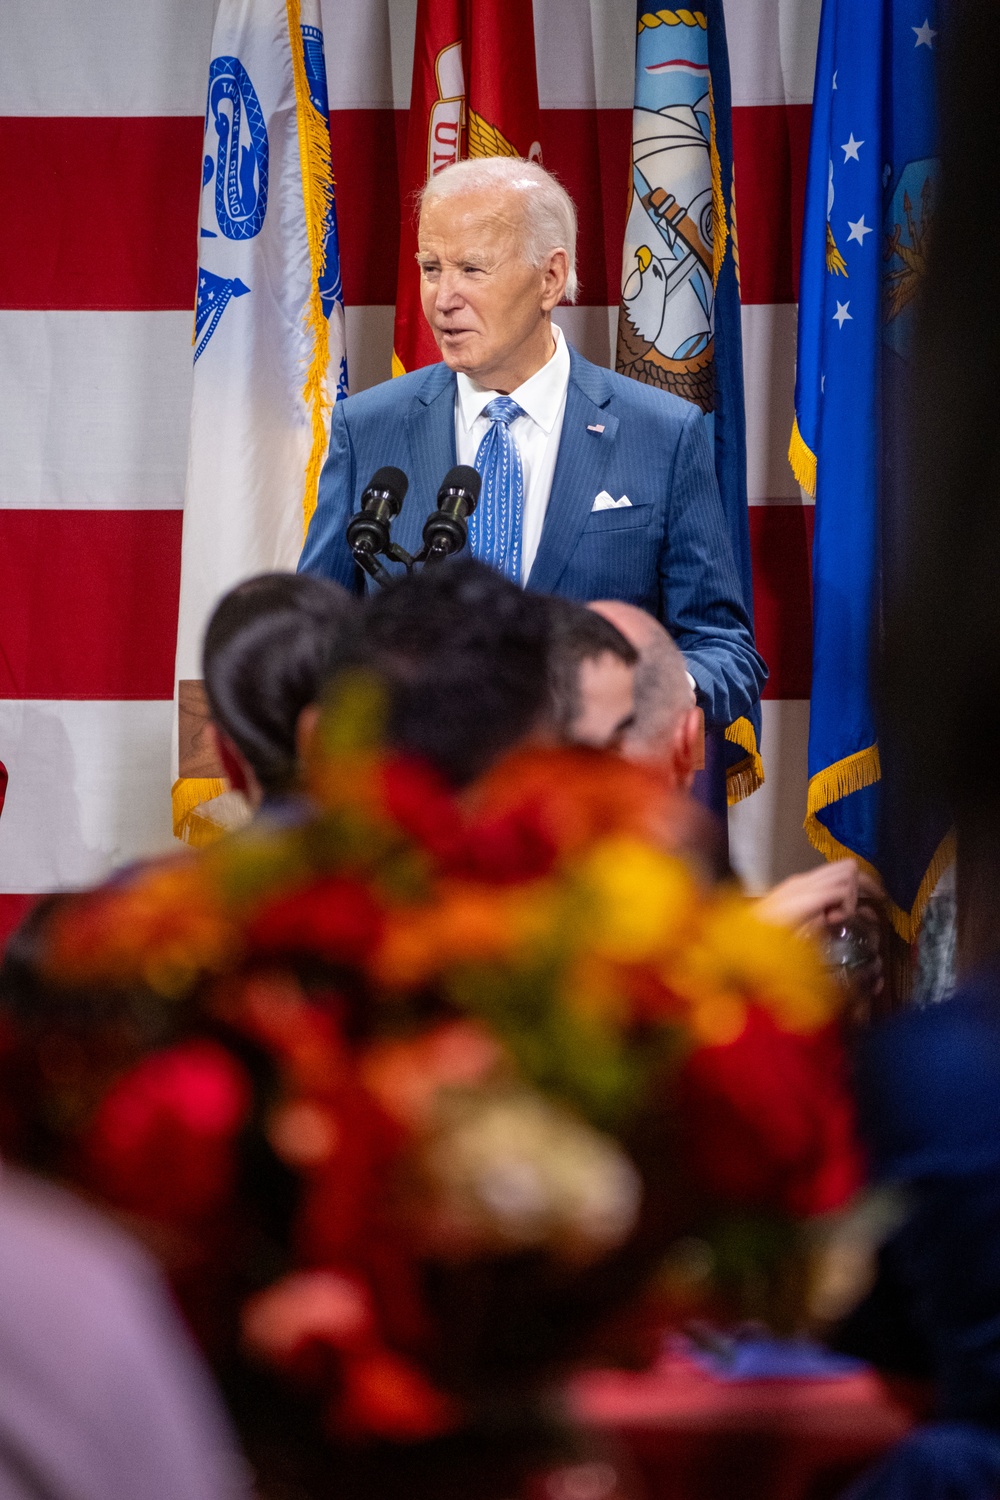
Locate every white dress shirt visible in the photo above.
<box><xmin>454</xmin><ymin>323</ymin><xmax>571</xmax><ymax>583</ymax></box>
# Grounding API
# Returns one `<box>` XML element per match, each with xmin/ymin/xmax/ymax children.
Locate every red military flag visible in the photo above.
<box><xmin>392</xmin><ymin>0</ymin><xmax>542</xmax><ymax>376</ymax></box>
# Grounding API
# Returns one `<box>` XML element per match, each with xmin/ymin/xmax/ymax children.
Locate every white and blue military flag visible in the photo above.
<box><xmin>173</xmin><ymin>0</ymin><xmax>347</xmax><ymax>843</ymax></box>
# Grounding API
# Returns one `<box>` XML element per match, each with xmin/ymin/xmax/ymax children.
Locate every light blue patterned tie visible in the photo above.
<box><xmin>468</xmin><ymin>396</ymin><xmax>526</xmax><ymax>582</ymax></box>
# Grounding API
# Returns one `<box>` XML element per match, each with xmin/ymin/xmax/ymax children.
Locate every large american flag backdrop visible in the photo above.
<box><xmin>0</xmin><ymin>0</ymin><xmax>821</xmax><ymax>941</ymax></box>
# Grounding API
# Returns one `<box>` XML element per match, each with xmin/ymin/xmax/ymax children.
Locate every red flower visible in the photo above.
<box><xmin>82</xmin><ymin>1040</ymin><xmax>252</xmax><ymax>1223</ymax></box>
<box><xmin>336</xmin><ymin>1346</ymin><xmax>458</xmax><ymax>1441</ymax></box>
<box><xmin>247</xmin><ymin>877</ymin><xmax>384</xmax><ymax>966</ymax></box>
<box><xmin>676</xmin><ymin>1009</ymin><xmax>864</xmax><ymax>1218</ymax></box>
<box><xmin>448</xmin><ymin>805</ymin><xmax>558</xmax><ymax>883</ymax></box>
<box><xmin>378</xmin><ymin>756</ymin><xmax>465</xmax><ymax>862</ymax></box>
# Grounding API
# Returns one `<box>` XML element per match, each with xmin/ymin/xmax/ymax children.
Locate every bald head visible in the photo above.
<box><xmin>588</xmin><ymin>602</ymin><xmax>696</xmax><ymax>762</ymax></box>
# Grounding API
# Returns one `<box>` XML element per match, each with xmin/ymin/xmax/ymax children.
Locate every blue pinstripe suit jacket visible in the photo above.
<box><xmin>298</xmin><ymin>346</ymin><xmax>767</xmax><ymax>727</ymax></box>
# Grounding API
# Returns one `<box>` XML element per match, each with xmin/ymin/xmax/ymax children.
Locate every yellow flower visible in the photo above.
<box><xmin>577</xmin><ymin>838</ymin><xmax>697</xmax><ymax>964</ymax></box>
<box><xmin>674</xmin><ymin>894</ymin><xmax>836</xmax><ymax>1035</ymax></box>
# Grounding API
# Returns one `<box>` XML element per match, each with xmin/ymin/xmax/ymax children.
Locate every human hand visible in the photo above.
<box><xmin>757</xmin><ymin>860</ymin><xmax>884</xmax><ymax>937</ymax></box>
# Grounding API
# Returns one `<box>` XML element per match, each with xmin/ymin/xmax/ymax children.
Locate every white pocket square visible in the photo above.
<box><xmin>592</xmin><ymin>490</ymin><xmax>632</xmax><ymax>511</ymax></box>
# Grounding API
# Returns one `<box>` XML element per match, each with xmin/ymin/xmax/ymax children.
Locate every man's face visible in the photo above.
<box><xmin>571</xmin><ymin>653</ymin><xmax>636</xmax><ymax>750</ymax></box>
<box><xmin>416</xmin><ymin>189</ymin><xmax>553</xmax><ymax>387</ymax></box>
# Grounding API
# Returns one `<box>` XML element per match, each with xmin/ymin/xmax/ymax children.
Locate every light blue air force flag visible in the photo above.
<box><xmin>174</xmin><ymin>0</ymin><xmax>347</xmax><ymax>843</ymax></box>
<box><xmin>792</xmin><ymin>0</ymin><xmax>949</xmax><ymax>939</ymax></box>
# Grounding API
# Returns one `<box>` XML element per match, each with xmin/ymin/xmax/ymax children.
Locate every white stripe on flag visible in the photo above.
<box><xmin>728</xmin><ymin>0</ymin><xmax>822</xmax><ymax>108</ymax></box>
<box><xmin>0</xmin><ymin>0</ymin><xmax>214</xmax><ymax>115</ymax></box>
<box><xmin>0</xmin><ymin>700</ymin><xmax>174</xmax><ymax>892</ymax></box>
<box><xmin>0</xmin><ymin>311</ymin><xmax>192</xmax><ymax>509</ymax></box>
<box><xmin>742</xmin><ymin>303</ymin><xmax>807</xmax><ymax>505</ymax></box>
<box><xmin>729</xmin><ymin>699</ymin><xmax>822</xmax><ymax>892</ymax></box>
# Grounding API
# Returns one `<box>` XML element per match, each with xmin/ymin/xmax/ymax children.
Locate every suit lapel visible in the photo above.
<box><xmin>405</xmin><ymin>364</ymin><xmax>457</xmax><ymax>507</ymax></box>
<box><xmin>527</xmin><ymin>350</ymin><xmax>619</xmax><ymax>593</ymax></box>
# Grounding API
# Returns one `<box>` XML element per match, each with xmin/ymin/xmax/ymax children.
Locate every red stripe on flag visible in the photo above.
<box><xmin>0</xmin><ymin>511</ymin><xmax>182</xmax><ymax>699</ymax></box>
<box><xmin>2</xmin><ymin>107</ymin><xmax>802</xmax><ymax>311</ymax></box>
<box><xmin>0</xmin><ymin>117</ymin><xmax>202</xmax><ymax>311</ymax></box>
<box><xmin>732</xmin><ymin>104</ymin><xmax>811</xmax><ymax>305</ymax></box>
<box><xmin>750</xmin><ymin>504</ymin><xmax>814</xmax><ymax>699</ymax></box>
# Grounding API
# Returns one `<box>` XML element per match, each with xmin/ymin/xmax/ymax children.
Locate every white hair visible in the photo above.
<box><xmin>418</xmin><ymin>157</ymin><xmax>579</xmax><ymax>304</ymax></box>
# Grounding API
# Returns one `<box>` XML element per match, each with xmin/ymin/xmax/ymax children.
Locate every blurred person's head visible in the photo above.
<box><xmin>589</xmin><ymin>601</ymin><xmax>701</xmax><ymax>786</ymax></box>
<box><xmin>203</xmin><ymin>572</ymin><xmax>356</xmax><ymax>808</ymax></box>
<box><xmin>330</xmin><ymin>559</ymin><xmax>552</xmax><ymax>787</ymax></box>
<box><xmin>545</xmin><ymin>597</ymin><xmax>638</xmax><ymax>750</ymax></box>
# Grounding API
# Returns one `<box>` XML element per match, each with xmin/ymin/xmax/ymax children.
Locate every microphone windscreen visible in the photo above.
<box><xmin>439</xmin><ymin>464</ymin><xmax>482</xmax><ymax>503</ymax></box>
<box><xmin>366</xmin><ymin>465</ymin><xmax>409</xmax><ymax>502</ymax></box>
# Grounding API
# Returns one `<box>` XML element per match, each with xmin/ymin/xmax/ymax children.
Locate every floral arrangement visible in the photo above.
<box><xmin>11</xmin><ymin>678</ymin><xmax>863</xmax><ymax>1445</ymax></box>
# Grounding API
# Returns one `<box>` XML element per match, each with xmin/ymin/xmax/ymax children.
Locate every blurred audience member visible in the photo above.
<box><xmin>584</xmin><ymin>601</ymin><xmax>885</xmax><ymax>1007</ymax></box>
<box><xmin>203</xmin><ymin>572</ymin><xmax>356</xmax><ymax>814</ymax></box>
<box><xmin>589</xmin><ymin>600</ymin><xmax>702</xmax><ymax>780</ymax></box>
<box><xmin>545</xmin><ymin>597</ymin><xmax>637</xmax><ymax>749</ymax></box>
<box><xmin>0</xmin><ymin>1167</ymin><xmax>248</xmax><ymax>1500</ymax></box>
<box><xmin>326</xmin><ymin>558</ymin><xmax>552</xmax><ymax>787</ymax></box>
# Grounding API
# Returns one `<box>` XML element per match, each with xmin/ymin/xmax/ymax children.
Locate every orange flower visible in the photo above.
<box><xmin>45</xmin><ymin>858</ymin><xmax>236</xmax><ymax>995</ymax></box>
<box><xmin>372</xmin><ymin>879</ymin><xmax>559</xmax><ymax>989</ymax></box>
<box><xmin>466</xmin><ymin>746</ymin><xmax>670</xmax><ymax>860</ymax></box>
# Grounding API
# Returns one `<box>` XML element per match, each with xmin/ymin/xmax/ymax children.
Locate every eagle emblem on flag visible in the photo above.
<box><xmin>616</xmin><ymin>9</ymin><xmax>719</xmax><ymax>414</ymax></box>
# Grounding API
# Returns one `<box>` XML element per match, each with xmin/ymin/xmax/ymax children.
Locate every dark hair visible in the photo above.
<box><xmin>329</xmin><ymin>559</ymin><xmax>551</xmax><ymax>787</ymax></box>
<box><xmin>544</xmin><ymin>596</ymin><xmax>638</xmax><ymax>739</ymax></box>
<box><xmin>203</xmin><ymin>572</ymin><xmax>357</xmax><ymax>796</ymax></box>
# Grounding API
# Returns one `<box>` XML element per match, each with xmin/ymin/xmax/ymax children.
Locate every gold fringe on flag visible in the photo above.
<box><xmin>803</xmin><ymin>744</ymin><xmax>953</xmax><ymax>941</ymax></box>
<box><xmin>725</xmin><ymin>716</ymin><xmax>764</xmax><ymax>804</ymax></box>
<box><xmin>172</xmin><ymin>776</ymin><xmax>227</xmax><ymax>847</ymax></box>
<box><xmin>391</xmin><ymin>350</ymin><xmax>407</xmax><ymax>378</ymax></box>
<box><xmin>707</xmin><ymin>77</ymin><xmax>728</xmax><ymax>289</ymax></box>
<box><xmin>286</xmin><ymin>0</ymin><xmax>335</xmax><ymax>536</ymax></box>
<box><xmin>788</xmin><ymin>414</ymin><xmax>817</xmax><ymax>498</ymax></box>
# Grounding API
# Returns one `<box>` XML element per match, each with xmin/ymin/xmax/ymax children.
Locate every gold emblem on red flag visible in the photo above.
<box><xmin>427</xmin><ymin>43</ymin><xmax>466</xmax><ymax>178</ymax></box>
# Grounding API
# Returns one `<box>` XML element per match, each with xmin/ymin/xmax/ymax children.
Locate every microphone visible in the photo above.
<box><xmin>421</xmin><ymin>465</ymin><xmax>482</xmax><ymax>564</ymax></box>
<box><xmin>346</xmin><ymin>466</ymin><xmax>409</xmax><ymax>559</ymax></box>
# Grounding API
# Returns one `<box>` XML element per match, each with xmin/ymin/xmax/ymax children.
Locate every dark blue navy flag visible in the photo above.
<box><xmin>792</xmin><ymin>0</ymin><xmax>952</xmax><ymax>939</ymax></box>
<box><xmin>617</xmin><ymin>0</ymin><xmax>761</xmax><ymax>806</ymax></box>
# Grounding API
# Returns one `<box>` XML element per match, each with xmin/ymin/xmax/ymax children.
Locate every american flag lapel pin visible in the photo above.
<box><xmin>587</xmin><ymin>423</ymin><xmax>605</xmax><ymax>433</ymax></box>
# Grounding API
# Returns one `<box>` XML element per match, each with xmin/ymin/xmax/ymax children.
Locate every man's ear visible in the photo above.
<box><xmin>539</xmin><ymin>248</ymin><xmax>570</xmax><ymax>311</ymax></box>
<box><xmin>208</xmin><ymin>723</ymin><xmax>251</xmax><ymax>797</ymax></box>
<box><xmin>672</xmin><ymin>706</ymin><xmax>703</xmax><ymax>790</ymax></box>
<box><xmin>295</xmin><ymin>703</ymin><xmax>321</xmax><ymax>765</ymax></box>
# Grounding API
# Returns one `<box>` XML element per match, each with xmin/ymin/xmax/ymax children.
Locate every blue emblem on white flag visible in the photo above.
<box><xmin>205</xmin><ymin>57</ymin><xmax>269</xmax><ymax>240</ymax></box>
<box><xmin>193</xmin><ymin>269</ymin><xmax>249</xmax><ymax>362</ymax></box>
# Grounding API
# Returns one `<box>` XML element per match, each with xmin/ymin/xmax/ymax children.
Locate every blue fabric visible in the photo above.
<box><xmin>857</xmin><ymin>974</ymin><xmax>1000</xmax><ymax>1426</ymax></box>
<box><xmin>298</xmin><ymin>347</ymin><xmax>767</xmax><ymax>730</ymax></box>
<box><xmin>467</xmin><ymin>396</ymin><xmax>525</xmax><ymax>582</ymax></box>
<box><xmin>795</xmin><ymin>0</ymin><xmax>943</xmax><ymax>921</ymax></box>
<box><xmin>842</xmin><ymin>1424</ymin><xmax>1000</xmax><ymax>1500</ymax></box>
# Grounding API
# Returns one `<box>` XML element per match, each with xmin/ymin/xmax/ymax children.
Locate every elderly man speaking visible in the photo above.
<box><xmin>299</xmin><ymin>158</ymin><xmax>765</xmax><ymax>730</ymax></box>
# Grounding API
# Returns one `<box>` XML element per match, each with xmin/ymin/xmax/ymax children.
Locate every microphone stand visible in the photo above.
<box><xmin>349</xmin><ymin>537</ymin><xmax>417</xmax><ymax>586</ymax></box>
